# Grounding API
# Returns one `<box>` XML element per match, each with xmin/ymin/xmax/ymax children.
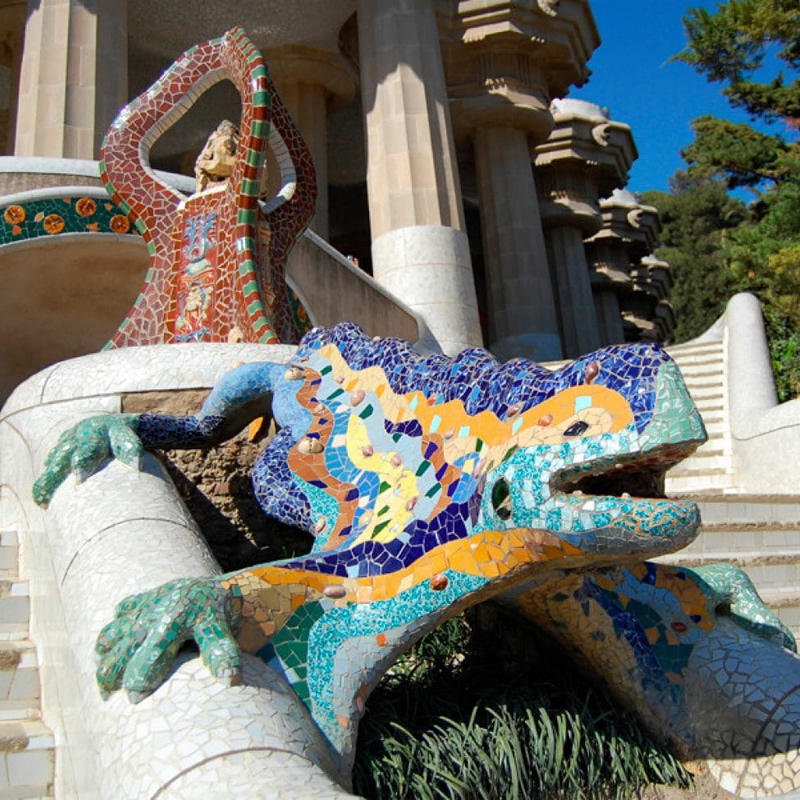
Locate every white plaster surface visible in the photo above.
<box><xmin>550</xmin><ymin>98</ymin><xmax>607</xmax><ymax>119</ymax></box>
<box><xmin>371</xmin><ymin>224</ymin><xmax>482</xmax><ymax>356</ymax></box>
<box><xmin>0</xmin><ymin>343</ymin><xmax>366</xmax><ymax>799</ymax></box>
<box><xmin>720</xmin><ymin>293</ymin><xmax>800</xmax><ymax>493</ymax></box>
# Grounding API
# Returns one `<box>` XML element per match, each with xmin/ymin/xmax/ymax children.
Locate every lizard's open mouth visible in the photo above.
<box><xmin>554</xmin><ymin>440</ymin><xmax>700</xmax><ymax>502</ymax></box>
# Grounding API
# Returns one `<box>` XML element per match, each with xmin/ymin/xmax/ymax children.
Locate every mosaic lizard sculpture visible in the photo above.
<box><xmin>34</xmin><ymin>323</ymin><xmax>732</xmax><ymax>773</ymax></box>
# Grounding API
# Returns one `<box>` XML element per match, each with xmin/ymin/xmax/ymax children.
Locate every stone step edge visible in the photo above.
<box><xmin>666</xmin><ymin>467</ymin><xmax>735</xmax><ymax>479</ymax></box>
<box><xmin>681</xmin><ymin>377</ymin><xmax>725</xmax><ymax>387</ymax></box>
<box><xmin>656</xmin><ymin>550</ymin><xmax>800</xmax><ymax>567</ymax></box>
<box><xmin>696</xmin><ymin>522</ymin><xmax>800</xmax><ymax>532</ymax></box>
<box><xmin>0</xmin><ymin>719</ymin><xmax>53</xmax><ymax>754</ymax></box>
<box><xmin>757</xmin><ymin>590</ymin><xmax>800</xmax><ymax>610</ymax></box>
<box><xmin>675</xmin><ymin>494</ymin><xmax>800</xmax><ymax>504</ymax></box>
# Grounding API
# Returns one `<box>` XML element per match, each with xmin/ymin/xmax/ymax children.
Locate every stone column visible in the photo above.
<box><xmin>474</xmin><ymin>126</ymin><xmax>561</xmax><ymax>360</ymax></box>
<box><xmin>266</xmin><ymin>45</ymin><xmax>356</xmax><ymax>240</ymax></box>
<box><xmin>15</xmin><ymin>0</ymin><xmax>127</xmax><ymax>158</ymax></box>
<box><xmin>441</xmin><ymin>0</ymin><xmax>600</xmax><ymax>362</ymax></box>
<box><xmin>534</xmin><ymin>99</ymin><xmax>636</xmax><ymax>357</ymax></box>
<box><xmin>357</xmin><ymin>0</ymin><xmax>482</xmax><ymax>356</ymax></box>
<box><xmin>544</xmin><ymin>225</ymin><xmax>601</xmax><ymax>356</ymax></box>
<box><xmin>638</xmin><ymin>255</ymin><xmax>675</xmax><ymax>342</ymax></box>
<box><xmin>0</xmin><ymin>3</ymin><xmax>26</xmax><ymax>154</ymax></box>
<box><xmin>584</xmin><ymin>189</ymin><xmax>660</xmax><ymax>344</ymax></box>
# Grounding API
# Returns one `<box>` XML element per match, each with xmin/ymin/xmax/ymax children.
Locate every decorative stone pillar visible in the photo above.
<box><xmin>0</xmin><ymin>3</ymin><xmax>26</xmax><ymax>154</ymax></box>
<box><xmin>584</xmin><ymin>189</ymin><xmax>660</xmax><ymax>344</ymax></box>
<box><xmin>637</xmin><ymin>255</ymin><xmax>675</xmax><ymax>342</ymax></box>
<box><xmin>357</xmin><ymin>0</ymin><xmax>482</xmax><ymax>356</ymax></box>
<box><xmin>265</xmin><ymin>45</ymin><xmax>356</xmax><ymax>239</ymax></box>
<box><xmin>534</xmin><ymin>99</ymin><xmax>636</xmax><ymax>357</ymax></box>
<box><xmin>441</xmin><ymin>0</ymin><xmax>600</xmax><ymax>362</ymax></box>
<box><xmin>474</xmin><ymin>125</ymin><xmax>560</xmax><ymax>360</ymax></box>
<box><xmin>15</xmin><ymin>0</ymin><xmax>127</xmax><ymax>158</ymax></box>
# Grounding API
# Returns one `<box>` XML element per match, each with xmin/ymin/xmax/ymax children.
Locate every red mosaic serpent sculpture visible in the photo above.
<box><xmin>100</xmin><ymin>27</ymin><xmax>317</xmax><ymax>346</ymax></box>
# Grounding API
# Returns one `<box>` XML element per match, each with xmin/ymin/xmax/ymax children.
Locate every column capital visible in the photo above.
<box><xmin>440</xmin><ymin>0</ymin><xmax>599</xmax><ymax>143</ymax></box>
<box><xmin>536</xmin><ymin>99</ymin><xmax>637</xmax><ymax>192</ymax></box>
<box><xmin>534</xmin><ymin>99</ymin><xmax>639</xmax><ymax>234</ymax></box>
<box><xmin>586</xmin><ymin>189</ymin><xmax>660</xmax><ymax>257</ymax></box>
<box><xmin>262</xmin><ymin>44</ymin><xmax>357</xmax><ymax>113</ymax></box>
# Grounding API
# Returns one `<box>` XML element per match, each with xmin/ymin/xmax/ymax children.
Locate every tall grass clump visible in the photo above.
<box><xmin>353</xmin><ymin>609</ymin><xmax>691</xmax><ymax>800</ymax></box>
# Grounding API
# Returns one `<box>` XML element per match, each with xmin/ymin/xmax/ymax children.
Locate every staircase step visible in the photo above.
<box><xmin>689</xmin><ymin>497</ymin><xmax>800</xmax><ymax>526</ymax></box>
<box><xmin>667</xmin><ymin>462</ymin><xmax>734</xmax><ymax>478</ymax></box>
<box><xmin>0</xmin><ymin>533</ymin><xmax>17</xmax><ymax>579</ymax></box>
<box><xmin>685</xmin><ymin>385</ymin><xmax>725</xmax><ymax>401</ymax></box>
<box><xmin>699</xmin><ymin>418</ymin><xmax>726</xmax><ymax>436</ymax></box>
<box><xmin>688</xmin><ymin>524</ymin><xmax>800</xmax><ymax>553</ymax></box>
<box><xmin>678</xmin><ymin>448</ymin><xmax>731</xmax><ymax>468</ymax></box>
<box><xmin>680</xmin><ymin>373</ymin><xmax>724</xmax><ymax>387</ymax></box>
<box><xmin>665</xmin><ymin>470</ymin><xmax>737</xmax><ymax>494</ymax></box>
<box><xmin>668</xmin><ymin>339</ymin><xmax>724</xmax><ymax>353</ymax></box>
<box><xmin>0</xmin><ymin>584</ymin><xmax>29</xmax><ymax>636</ymax></box>
<box><xmin>695</xmin><ymin>400</ymin><xmax>724</xmax><ymax>412</ymax></box>
<box><xmin>673</xmin><ymin>361</ymin><xmax>724</xmax><ymax>374</ymax></box>
<box><xmin>0</xmin><ymin>642</ymin><xmax>40</xmax><ymax>722</ymax></box>
<box><xmin>656</xmin><ymin>549</ymin><xmax>800</xmax><ymax>592</ymax></box>
<box><xmin>0</xmin><ymin>720</ymin><xmax>54</xmax><ymax>798</ymax></box>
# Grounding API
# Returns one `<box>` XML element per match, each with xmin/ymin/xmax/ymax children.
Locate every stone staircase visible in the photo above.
<box><xmin>0</xmin><ymin>530</ymin><xmax>54</xmax><ymax>799</ymax></box>
<box><xmin>658</xmin><ymin>337</ymin><xmax>800</xmax><ymax>638</ymax></box>
<box><xmin>656</xmin><ymin>496</ymin><xmax>800</xmax><ymax>639</ymax></box>
<box><xmin>665</xmin><ymin>339</ymin><xmax>737</xmax><ymax>495</ymax></box>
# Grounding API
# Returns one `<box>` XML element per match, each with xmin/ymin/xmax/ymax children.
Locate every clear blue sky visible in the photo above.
<box><xmin>570</xmin><ymin>1</ymin><xmax>776</xmax><ymax>194</ymax></box>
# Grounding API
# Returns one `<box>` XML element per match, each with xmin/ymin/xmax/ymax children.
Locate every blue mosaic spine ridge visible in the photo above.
<box><xmin>298</xmin><ymin>323</ymin><xmax>668</xmax><ymax>432</ymax></box>
<box><xmin>137</xmin><ymin>361</ymin><xmax>309</xmax><ymax>449</ymax></box>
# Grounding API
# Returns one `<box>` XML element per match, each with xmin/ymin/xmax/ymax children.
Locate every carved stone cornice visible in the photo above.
<box><xmin>537</xmin><ymin>0</ymin><xmax>560</xmax><ymax>16</ymax></box>
<box><xmin>438</xmin><ymin>0</ymin><xmax>599</xmax><ymax>142</ymax></box>
<box><xmin>536</xmin><ymin>167</ymin><xmax>602</xmax><ymax>233</ymax></box>
<box><xmin>585</xmin><ymin>189</ymin><xmax>660</xmax><ymax>256</ymax></box>
<box><xmin>534</xmin><ymin>98</ymin><xmax>637</xmax><ymax>197</ymax></box>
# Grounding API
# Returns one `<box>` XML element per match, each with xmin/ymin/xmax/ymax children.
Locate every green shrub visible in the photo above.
<box><xmin>353</xmin><ymin>612</ymin><xmax>691</xmax><ymax>800</ymax></box>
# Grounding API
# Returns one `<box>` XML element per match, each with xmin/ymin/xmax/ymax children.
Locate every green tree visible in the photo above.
<box><xmin>677</xmin><ymin>0</ymin><xmax>800</xmax><ymax>122</ymax></box>
<box><xmin>662</xmin><ymin>0</ymin><xmax>800</xmax><ymax>397</ymax></box>
<box><xmin>642</xmin><ymin>173</ymin><xmax>746</xmax><ymax>342</ymax></box>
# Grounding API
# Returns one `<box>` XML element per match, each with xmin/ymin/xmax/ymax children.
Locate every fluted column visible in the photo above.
<box><xmin>544</xmin><ymin>225</ymin><xmax>601</xmax><ymax>356</ymax></box>
<box><xmin>534</xmin><ymin>99</ymin><xmax>636</xmax><ymax>356</ymax></box>
<box><xmin>441</xmin><ymin>0</ymin><xmax>599</xmax><ymax>362</ymax></box>
<box><xmin>585</xmin><ymin>189</ymin><xmax>660</xmax><ymax>344</ymax></box>
<box><xmin>357</xmin><ymin>0</ymin><xmax>482</xmax><ymax>356</ymax></box>
<box><xmin>15</xmin><ymin>0</ymin><xmax>127</xmax><ymax>158</ymax></box>
<box><xmin>267</xmin><ymin>46</ymin><xmax>356</xmax><ymax>239</ymax></box>
<box><xmin>475</xmin><ymin>126</ymin><xmax>561</xmax><ymax>360</ymax></box>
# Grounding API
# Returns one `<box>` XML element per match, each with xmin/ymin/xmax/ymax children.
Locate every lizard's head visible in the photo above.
<box><xmin>287</xmin><ymin>324</ymin><xmax>706</xmax><ymax>576</ymax></box>
<box><xmin>471</xmin><ymin>344</ymin><xmax>706</xmax><ymax>566</ymax></box>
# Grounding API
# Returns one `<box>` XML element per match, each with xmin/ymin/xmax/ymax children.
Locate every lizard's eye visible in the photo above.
<box><xmin>491</xmin><ymin>478</ymin><xmax>513</xmax><ymax>520</ymax></box>
<box><xmin>564</xmin><ymin>420</ymin><xmax>590</xmax><ymax>437</ymax></box>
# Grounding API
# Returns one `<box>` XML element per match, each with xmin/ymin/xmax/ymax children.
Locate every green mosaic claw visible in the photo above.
<box><xmin>95</xmin><ymin>577</ymin><xmax>243</xmax><ymax>701</ymax></box>
<box><xmin>694</xmin><ymin>562</ymin><xmax>797</xmax><ymax>652</ymax></box>
<box><xmin>32</xmin><ymin>414</ymin><xmax>141</xmax><ymax>507</ymax></box>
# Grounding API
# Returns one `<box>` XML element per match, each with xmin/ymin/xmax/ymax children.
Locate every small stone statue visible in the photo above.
<box><xmin>194</xmin><ymin>120</ymin><xmax>239</xmax><ymax>192</ymax></box>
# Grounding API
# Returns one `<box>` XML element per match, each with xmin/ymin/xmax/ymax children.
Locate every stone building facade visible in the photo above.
<box><xmin>0</xmin><ymin>0</ymin><xmax>672</xmax><ymax>363</ymax></box>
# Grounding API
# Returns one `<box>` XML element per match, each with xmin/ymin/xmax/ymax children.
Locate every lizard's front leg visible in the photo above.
<box><xmin>32</xmin><ymin>360</ymin><xmax>294</xmax><ymax>507</ymax></box>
